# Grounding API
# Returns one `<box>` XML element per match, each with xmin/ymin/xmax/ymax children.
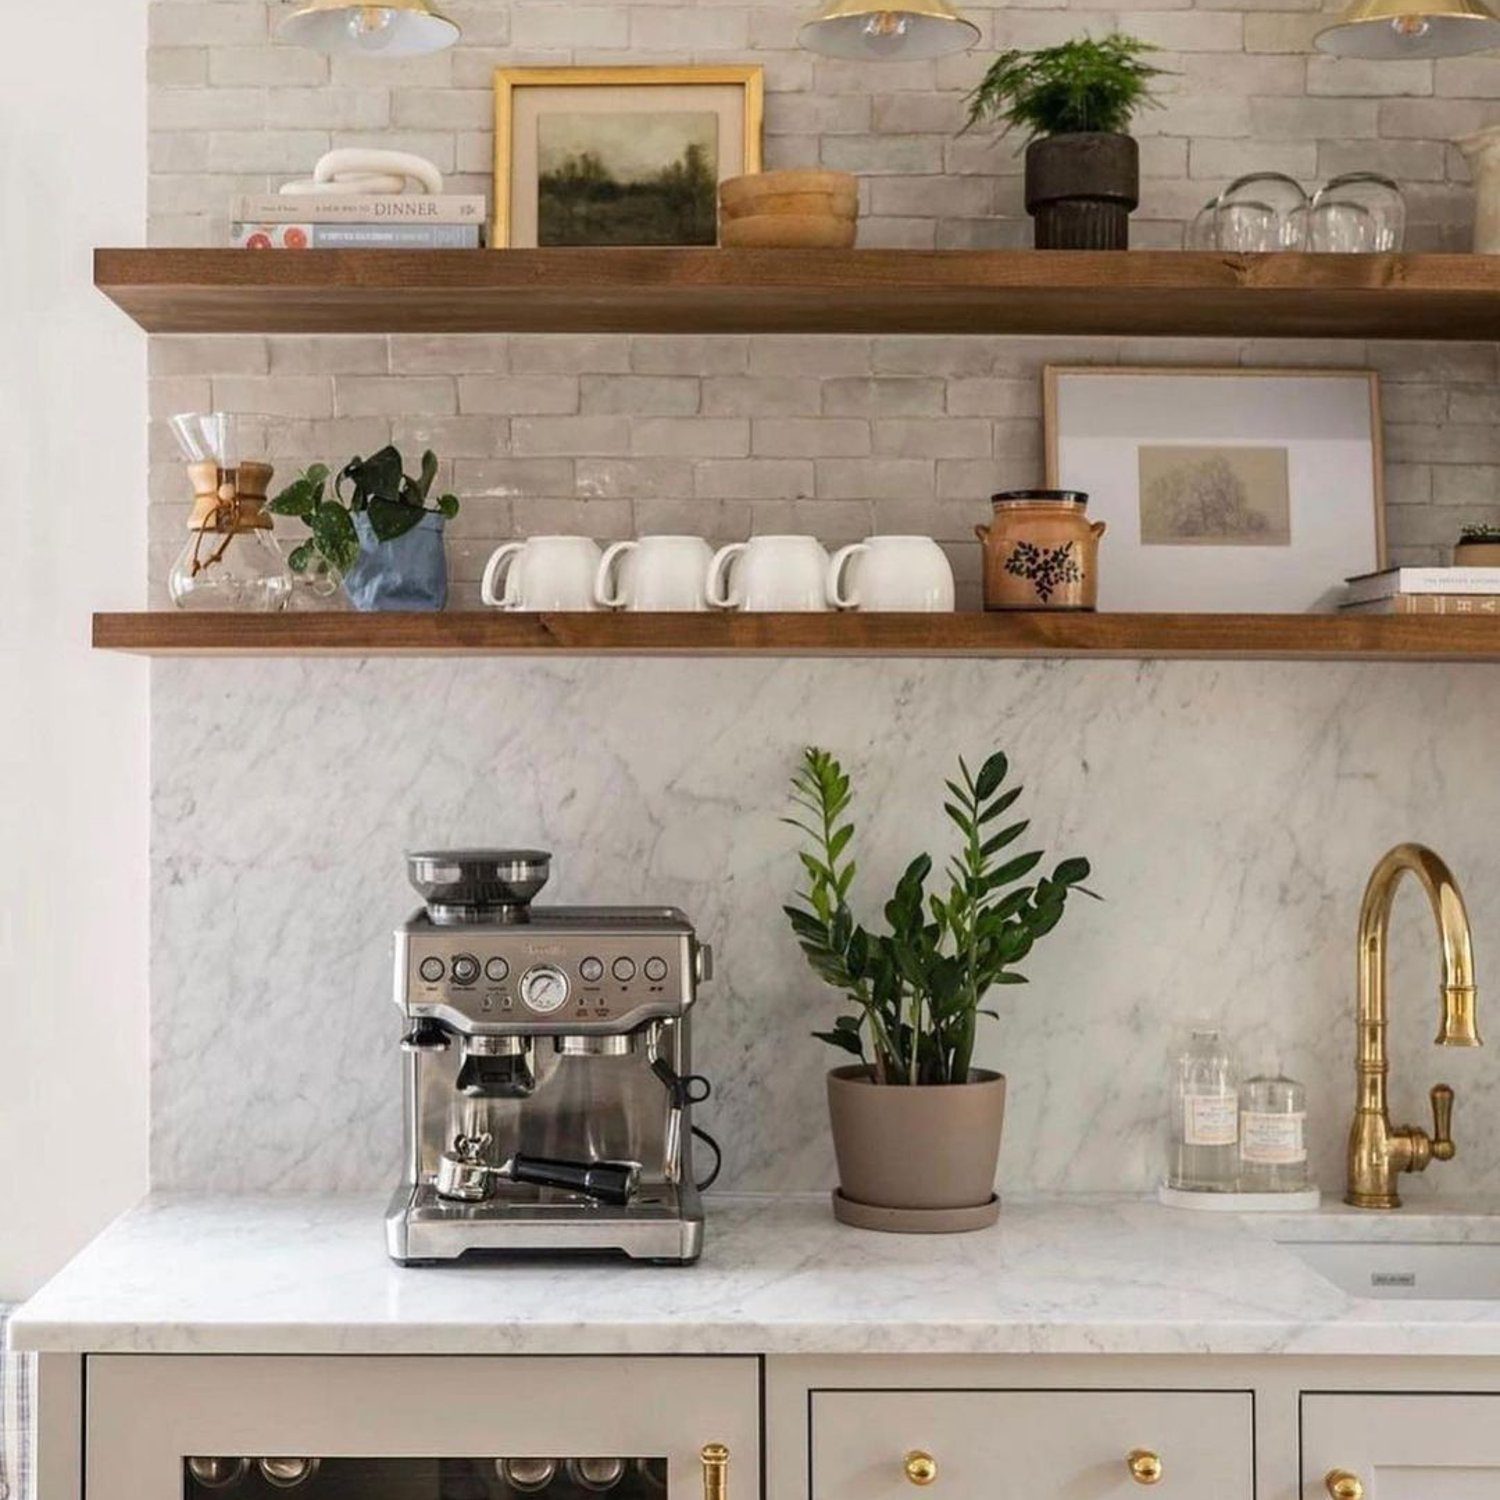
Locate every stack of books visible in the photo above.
<box><xmin>1342</xmin><ymin>566</ymin><xmax>1500</xmax><ymax>615</ymax></box>
<box><xmin>232</xmin><ymin>194</ymin><xmax>486</xmax><ymax>249</ymax></box>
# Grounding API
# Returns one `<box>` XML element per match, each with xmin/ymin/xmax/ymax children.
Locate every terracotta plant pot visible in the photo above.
<box><xmin>1024</xmin><ymin>132</ymin><xmax>1139</xmax><ymax>250</ymax></box>
<box><xmin>826</xmin><ymin>1065</ymin><xmax>1006</xmax><ymax>1212</ymax></box>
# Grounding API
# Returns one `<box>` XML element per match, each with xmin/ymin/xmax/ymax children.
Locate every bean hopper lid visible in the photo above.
<box><xmin>407</xmin><ymin>849</ymin><xmax>551</xmax><ymax>925</ymax></box>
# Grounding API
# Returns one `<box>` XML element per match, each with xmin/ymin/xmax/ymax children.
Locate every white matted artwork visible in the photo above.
<box><xmin>1043</xmin><ymin>367</ymin><xmax>1385</xmax><ymax>613</ymax></box>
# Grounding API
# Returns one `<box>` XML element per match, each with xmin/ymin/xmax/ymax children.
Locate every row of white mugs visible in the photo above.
<box><xmin>479</xmin><ymin>533</ymin><xmax>957</xmax><ymax>613</ymax></box>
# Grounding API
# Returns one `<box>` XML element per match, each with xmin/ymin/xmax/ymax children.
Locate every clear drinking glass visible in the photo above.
<box><xmin>1310</xmin><ymin>172</ymin><xmax>1406</xmax><ymax>251</ymax></box>
<box><xmin>1186</xmin><ymin>197</ymin><xmax>1221</xmax><ymax>249</ymax></box>
<box><xmin>1214</xmin><ymin>173</ymin><xmax>1310</xmax><ymax>251</ymax></box>
<box><xmin>1168</xmin><ymin>1028</ymin><xmax>1240</xmax><ymax>1191</ymax></box>
<box><xmin>1239</xmin><ymin>1070</ymin><xmax>1310</xmax><ymax>1192</ymax></box>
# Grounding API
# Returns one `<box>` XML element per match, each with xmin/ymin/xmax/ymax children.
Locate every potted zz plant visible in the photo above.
<box><xmin>1454</xmin><ymin>523</ymin><xmax>1500</xmax><ymax>567</ymax></box>
<box><xmin>784</xmin><ymin>746</ymin><xmax>1095</xmax><ymax>1232</ymax></box>
<box><xmin>963</xmin><ymin>33</ymin><xmax>1164</xmax><ymax>251</ymax></box>
<box><xmin>271</xmin><ymin>444</ymin><xmax>460</xmax><ymax>612</ymax></box>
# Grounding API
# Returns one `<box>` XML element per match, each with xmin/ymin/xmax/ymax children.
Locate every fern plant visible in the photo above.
<box><xmin>783</xmin><ymin>747</ymin><xmax>1096</xmax><ymax>1087</ymax></box>
<box><xmin>963</xmin><ymin>34</ymin><xmax>1164</xmax><ymax>143</ymax></box>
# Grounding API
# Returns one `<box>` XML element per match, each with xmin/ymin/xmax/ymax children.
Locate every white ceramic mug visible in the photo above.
<box><xmin>595</xmin><ymin>535</ymin><xmax>714</xmax><ymax>612</ymax></box>
<box><xmin>706</xmin><ymin>535</ymin><xmax>831</xmax><ymax>612</ymax></box>
<box><xmin>827</xmin><ymin>536</ymin><xmax>956</xmax><ymax>613</ymax></box>
<box><xmin>481</xmin><ymin>536</ymin><xmax>603</xmax><ymax>611</ymax></box>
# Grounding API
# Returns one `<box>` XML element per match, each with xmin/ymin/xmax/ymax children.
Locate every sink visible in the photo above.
<box><xmin>1280</xmin><ymin>1239</ymin><xmax>1500</xmax><ymax>1300</ymax></box>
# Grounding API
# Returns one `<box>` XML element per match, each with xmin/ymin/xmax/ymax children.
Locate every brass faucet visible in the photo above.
<box><xmin>1346</xmin><ymin>843</ymin><xmax>1481</xmax><ymax>1209</ymax></box>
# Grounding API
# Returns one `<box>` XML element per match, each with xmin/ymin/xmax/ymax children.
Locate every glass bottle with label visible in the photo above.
<box><xmin>1239</xmin><ymin>1069</ymin><xmax>1309</xmax><ymax>1193</ymax></box>
<box><xmin>1169</xmin><ymin>1028</ymin><xmax>1240</xmax><ymax>1191</ymax></box>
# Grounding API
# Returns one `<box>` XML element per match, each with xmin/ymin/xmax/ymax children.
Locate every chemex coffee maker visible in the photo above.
<box><xmin>386</xmin><ymin>850</ymin><xmax>717</xmax><ymax>1265</ymax></box>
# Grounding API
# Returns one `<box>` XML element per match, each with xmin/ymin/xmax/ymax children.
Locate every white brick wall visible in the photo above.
<box><xmin>146</xmin><ymin>0</ymin><xmax>1500</xmax><ymax>601</ymax></box>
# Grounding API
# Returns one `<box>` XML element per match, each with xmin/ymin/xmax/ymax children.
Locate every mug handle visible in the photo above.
<box><xmin>481</xmin><ymin>542</ymin><xmax>525</xmax><ymax>609</ymax></box>
<box><xmin>826</xmin><ymin>543</ymin><xmax>869</xmax><ymax>610</ymax></box>
<box><xmin>705</xmin><ymin>542</ymin><xmax>746</xmax><ymax>610</ymax></box>
<box><xmin>595</xmin><ymin>540</ymin><xmax>637</xmax><ymax>610</ymax></box>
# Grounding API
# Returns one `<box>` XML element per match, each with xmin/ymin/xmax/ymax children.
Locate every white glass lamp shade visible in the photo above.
<box><xmin>1316</xmin><ymin>0</ymin><xmax>1500</xmax><ymax>57</ymax></box>
<box><xmin>798</xmin><ymin>0</ymin><xmax>980</xmax><ymax>60</ymax></box>
<box><xmin>280</xmin><ymin>0</ymin><xmax>461</xmax><ymax>57</ymax></box>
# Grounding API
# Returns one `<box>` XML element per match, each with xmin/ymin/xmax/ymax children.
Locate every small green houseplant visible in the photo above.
<box><xmin>963</xmin><ymin>33</ymin><xmax>1164</xmax><ymax>250</ymax></box>
<box><xmin>271</xmin><ymin>445</ymin><xmax>460</xmax><ymax>612</ymax></box>
<box><xmin>784</xmin><ymin>746</ymin><xmax>1095</xmax><ymax>1226</ymax></box>
<box><xmin>1454</xmin><ymin>523</ymin><xmax>1500</xmax><ymax>567</ymax></box>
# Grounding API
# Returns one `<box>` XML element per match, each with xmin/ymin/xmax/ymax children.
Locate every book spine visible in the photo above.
<box><xmin>234</xmin><ymin>223</ymin><xmax>483</xmax><ymax>249</ymax></box>
<box><xmin>1340</xmin><ymin>594</ymin><xmax>1500</xmax><ymax>615</ymax></box>
<box><xmin>234</xmin><ymin>195</ymin><xmax>486</xmax><ymax>225</ymax></box>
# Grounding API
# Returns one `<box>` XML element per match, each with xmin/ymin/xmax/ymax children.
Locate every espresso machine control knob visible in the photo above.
<box><xmin>520</xmin><ymin>963</ymin><xmax>570</xmax><ymax>1014</ymax></box>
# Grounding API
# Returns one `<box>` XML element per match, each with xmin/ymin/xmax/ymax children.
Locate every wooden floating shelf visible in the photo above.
<box><xmin>93</xmin><ymin>248</ymin><xmax>1500</xmax><ymax>339</ymax></box>
<box><xmin>92</xmin><ymin>611</ymin><xmax>1500</xmax><ymax>661</ymax></box>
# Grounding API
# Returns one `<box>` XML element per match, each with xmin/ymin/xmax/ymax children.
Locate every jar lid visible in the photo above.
<box><xmin>991</xmin><ymin>488</ymin><xmax>1089</xmax><ymax>507</ymax></box>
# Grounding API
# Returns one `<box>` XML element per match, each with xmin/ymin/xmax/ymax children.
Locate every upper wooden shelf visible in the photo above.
<box><xmin>94</xmin><ymin>248</ymin><xmax>1500</xmax><ymax>339</ymax></box>
<box><xmin>91</xmin><ymin>611</ymin><xmax>1500</xmax><ymax>660</ymax></box>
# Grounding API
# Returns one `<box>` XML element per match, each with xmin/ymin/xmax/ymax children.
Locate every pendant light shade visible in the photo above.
<box><xmin>798</xmin><ymin>0</ymin><xmax>980</xmax><ymax>60</ymax></box>
<box><xmin>1315</xmin><ymin>0</ymin><xmax>1500</xmax><ymax>57</ymax></box>
<box><xmin>280</xmin><ymin>0</ymin><xmax>461</xmax><ymax>57</ymax></box>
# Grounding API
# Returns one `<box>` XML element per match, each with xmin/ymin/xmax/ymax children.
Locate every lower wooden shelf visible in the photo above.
<box><xmin>91</xmin><ymin>610</ymin><xmax>1500</xmax><ymax>660</ymax></box>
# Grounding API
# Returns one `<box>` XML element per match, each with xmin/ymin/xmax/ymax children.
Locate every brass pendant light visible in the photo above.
<box><xmin>280</xmin><ymin>0</ymin><xmax>461</xmax><ymax>57</ymax></box>
<box><xmin>798</xmin><ymin>0</ymin><xmax>980</xmax><ymax>60</ymax></box>
<box><xmin>1315</xmin><ymin>0</ymin><xmax>1500</xmax><ymax>57</ymax></box>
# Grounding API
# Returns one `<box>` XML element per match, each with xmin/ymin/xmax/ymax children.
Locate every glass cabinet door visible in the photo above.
<box><xmin>86</xmin><ymin>1356</ymin><xmax>757</xmax><ymax>1500</ymax></box>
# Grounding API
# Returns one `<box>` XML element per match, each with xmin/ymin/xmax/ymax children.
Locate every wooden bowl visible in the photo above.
<box><xmin>720</xmin><ymin>213</ymin><xmax>858</xmax><ymax>249</ymax></box>
<box><xmin>719</xmin><ymin>170</ymin><xmax>858</xmax><ymax>221</ymax></box>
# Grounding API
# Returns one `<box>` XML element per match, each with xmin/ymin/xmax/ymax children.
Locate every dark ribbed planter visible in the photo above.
<box><xmin>1024</xmin><ymin>132</ymin><xmax>1139</xmax><ymax>250</ymax></box>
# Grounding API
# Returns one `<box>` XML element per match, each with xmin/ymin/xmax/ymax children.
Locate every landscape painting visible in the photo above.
<box><xmin>536</xmin><ymin>111</ymin><xmax>720</xmax><ymax>247</ymax></box>
<box><xmin>1138</xmin><ymin>444</ymin><xmax>1292</xmax><ymax>547</ymax></box>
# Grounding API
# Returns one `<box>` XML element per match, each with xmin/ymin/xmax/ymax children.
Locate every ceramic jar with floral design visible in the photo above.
<box><xmin>976</xmin><ymin>490</ymin><xmax>1105</xmax><ymax>611</ymax></box>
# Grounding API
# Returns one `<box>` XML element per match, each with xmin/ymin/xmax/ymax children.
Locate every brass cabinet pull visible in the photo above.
<box><xmin>1126</xmin><ymin>1449</ymin><xmax>1163</xmax><ymax>1486</ymax></box>
<box><xmin>903</xmin><ymin>1451</ymin><xmax>938</xmax><ymax>1487</ymax></box>
<box><xmin>1326</xmin><ymin>1470</ymin><xmax>1365</xmax><ymax>1500</ymax></box>
<box><xmin>701</xmin><ymin>1443</ymin><xmax>729</xmax><ymax>1500</ymax></box>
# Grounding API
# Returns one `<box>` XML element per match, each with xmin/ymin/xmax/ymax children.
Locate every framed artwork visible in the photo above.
<box><xmin>493</xmin><ymin>65</ymin><xmax>764</xmax><ymax>249</ymax></box>
<box><xmin>1043</xmin><ymin>367</ymin><xmax>1385</xmax><ymax>613</ymax></box>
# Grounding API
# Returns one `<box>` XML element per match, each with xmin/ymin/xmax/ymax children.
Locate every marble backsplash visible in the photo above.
<box><xmin>153</xmin><ymin>656</ymin><xmax>1500</xmax><ymax>1203</ymax></box>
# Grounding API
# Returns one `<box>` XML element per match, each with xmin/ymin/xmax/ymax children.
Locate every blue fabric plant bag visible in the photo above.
<box><xmin>344</xmin><ymin>510</ymin><xmax>448</xmax><ymax>612</ymax></box>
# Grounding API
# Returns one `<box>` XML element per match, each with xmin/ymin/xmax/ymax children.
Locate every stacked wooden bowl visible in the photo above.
<box><xmin>719</xmin><ymin>170</ymin><xmax>859</xmax><ymax>249</ymax></box>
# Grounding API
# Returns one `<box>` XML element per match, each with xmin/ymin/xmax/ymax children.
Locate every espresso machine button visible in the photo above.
<box><xmin>612</xmin><ymin>956</ymin><xmax>637</xmax><ymax>982</ymax></box>
<box><xmin>520</xmin><ymin>963</ymin><xmax>570</xmax><ymax>1013</ymax></box>
<box><xmin>418</xmin><ymin>956</ymin><xmax>445</xmax><ymax>983</ymax></box>
<box><xmin>644</xmin><ymin>957</ymin><xmax>669</xmax><ymax>983</ymax></box>
<box><xmin>484</xmin><ymin>956</ymin><xmax>510</xmax><ymax>983</ymax></box>
<box><xmin>579</xmin><ymin>956</ymin><xmax>605</xmax><ymax>984</ymax></box>
<box><xmin>451</xmin><ymin>954</ymin><xmax>481</xmax><ymax>987</ymax></box>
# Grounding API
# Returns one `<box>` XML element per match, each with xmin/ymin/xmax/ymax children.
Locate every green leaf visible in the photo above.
<box><xmin>813</xmin><ymin>1028</ymin><xmax>866</xmax><ymax>1057</ymax></box>
<box><xmin>286</xmin><ymin>541</ymin><xmax>315</xmax><ymax>575</ymax></box>
<box><xmin>343</xmin><ymin>445</ymin><xmax>404</xmax><ymax>505</ymax></box>
<box><xmin>436</xmin><ymin>493</ymin><xmax>460</xmax><ymax>519</ymax></box>
<box><xmin>981</xmin><ymin>820</ymin><xmax>1028</xmax><ymax>857</ymax></box>
<box><xmin>366</xmin><ymin>495</ymin><xmax>425</xmax><ymax>542</ymax></box>
<box><xmin>991</xmin><ymin>850</ymin><xmax>1044</xmax><ymax>886</ymax></box>
<box><xmin>418</xmin><ymin>449</ymin><xmax>439</xmax><ymax>500</ymax></box>
<box><xmin>268</xmin><ymin>474</ymin><xmax>321</xmax><ymax>519</ymax></box>
<box><xmin>1054</xmin><ymin>857</ymin><xmax>1091</xmax><ymax>885</ymax></box>
<box><xmin>975</xmin><ymin>750</ymin><xmax>1009</xmax><ymax>800</ymax></box>
<box><xmin>977</xmin><ymin>785</ymin><xmax>1024</xmax><ymax>824</ymax></box>
<box><xmin>309</xmin><ymin>502</ymin><xmax>360</xmax><ymax>573</ymax></box>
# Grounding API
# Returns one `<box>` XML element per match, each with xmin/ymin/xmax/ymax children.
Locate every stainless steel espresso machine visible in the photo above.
<box><xmin>386</xmin><ymin>849</ymin><xmax>716</xmax><ymax>1265</ymax></box>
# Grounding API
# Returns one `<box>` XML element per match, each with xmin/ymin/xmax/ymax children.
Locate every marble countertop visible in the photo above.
<box><xmin>13</xmin><ymin>1193</ymin><xmax>1500</xmax><ymax>1358</ymax></box>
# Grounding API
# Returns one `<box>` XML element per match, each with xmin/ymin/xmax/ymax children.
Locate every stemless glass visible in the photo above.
<box><xmin>1214</xmin><ymin>173</ymin><xmax>1310</xmax><ymax>251</ymax></box>
<box><xmin>1186</xmin><ymin>197</ymin><xmax>1221</xmax><ymax>249</ymax></box>
<box><xmin>1310</xmin><ymin>172</ymin><xmax>1406</xmax><ymax>251</ymax></box>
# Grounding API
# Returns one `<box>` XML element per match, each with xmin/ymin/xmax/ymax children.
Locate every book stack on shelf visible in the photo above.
<box><xmin>1342</xmin><ymin>567</ymin><xmax>1500</xmax><ymax>616</ymax></box>
<box><xmin>232</xmin><ymin>194</ymin><xmax>486</xmax><ymax>250</ymax></box>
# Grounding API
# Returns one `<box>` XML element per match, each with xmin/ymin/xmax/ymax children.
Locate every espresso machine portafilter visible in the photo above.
<box><xmin>385</xmin><ymin>850</ymin><xmax>716</xmax><ymax>1264</ymax></box>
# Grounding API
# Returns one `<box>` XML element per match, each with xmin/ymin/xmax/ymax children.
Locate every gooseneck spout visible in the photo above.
<box><xmin>1347</xmin><ymin>843</ymin><xmax>1481</xmax><ymax>1210</ymax></box>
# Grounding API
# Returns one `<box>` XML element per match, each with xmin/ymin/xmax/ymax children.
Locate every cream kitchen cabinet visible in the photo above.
<box><xmin>1302</xmin><ymin>1394</ymin><xmax>1500</xmax><ymax>1499</ymax></box>
<box><xmin>809</xmin><ymin>1388</ymin><xmax>1254</xmax><ymax>1500</ymax></box>
<box><xmin>84</xmin><ymin>1355</ymin><xmax>760</xmax><ymax>1500</ymax></box>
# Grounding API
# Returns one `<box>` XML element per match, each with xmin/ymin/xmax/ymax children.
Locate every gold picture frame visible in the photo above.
<box><xmin>492</xmin><ymin>65</ymin><xmax>765</xmax><ymax>249</ymax></box>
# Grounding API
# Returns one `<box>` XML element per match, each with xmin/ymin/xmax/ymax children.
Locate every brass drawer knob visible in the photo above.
<box><xmin>1326</xmin><ymin>1470</ymin><xmax>1365</xmax><ymax>1500</ymax></box>
<box><xmin>1127</xmin><ymin>1449</ymin><xmax>1163</xmax><ymax>1486</ymax></box>
<box><xmin>904</xmin><ymin>1451</ymin><xmax>938</xmax><ymax>1486</ymax></box>
<box><xmin>701</xmin><ymin>1444</ymin><xmax>729</xmax><ymax>1500</ymax></box>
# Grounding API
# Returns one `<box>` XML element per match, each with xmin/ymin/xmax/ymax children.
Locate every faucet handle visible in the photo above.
<box><xmin>1431</xmin><ymin>1083</ymin><xmax>1456</xmax><ymax>1161</ymax></box>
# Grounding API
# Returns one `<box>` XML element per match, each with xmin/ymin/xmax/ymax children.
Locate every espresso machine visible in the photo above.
<box><xmin>385</xmin><ymin>850</ymin><xmax>716</xmax><ymax>1264</ymax></box>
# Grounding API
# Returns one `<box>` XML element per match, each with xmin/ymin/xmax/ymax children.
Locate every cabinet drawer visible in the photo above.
<box><xmin>1304</xmin><ymin>1393</ymin><xmax>1500</xmax><ymax>1499</ymax></box>
<box><xmin>811</xmin><ymin>1389</ymin><xmax>1253</xmax><ymax>1499</ymax></box>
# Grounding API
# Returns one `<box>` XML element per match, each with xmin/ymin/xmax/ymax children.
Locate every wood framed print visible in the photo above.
<box><xmin>1044</xmin><ymin>366</ymin><xmax>1385</xmax><ymax>613</ymax></box>
<box><xmin>493</xmin><ymin>65</ymin><xmax>764</xmax><ymax>249</ymax></box>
